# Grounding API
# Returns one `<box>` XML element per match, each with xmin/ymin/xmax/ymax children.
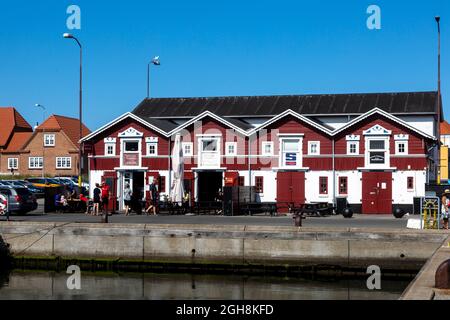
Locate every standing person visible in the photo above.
<box><xmin>123</xmin><ymin>183</ymin><xmax>132</xmax><ymax>216</ymax></box>
<box><xmin>442</xmin><ymin>191</ymin><xmax>450</xmax><ymax>230</ymax></box>
<box><xmin>93</xmin><ymin>183</ymin><xmax>101</xmax><ymax>216</ymax></box>
<box><xmin>146</xmin><ymin>178</ymin><xmax>158</xmax><ymax>216</ymax></box>
<box><xmin>101</xmin><ymin>182</ymin><xmax>111</xmax><ymax>216</ymax></box>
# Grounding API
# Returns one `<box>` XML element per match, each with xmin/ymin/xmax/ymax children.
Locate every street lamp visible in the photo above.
<box><xmin>147</xmin><ymin>56</ymin><xmax>160</xmax><ymax>98</ymax></box>
<box><xmin>63</xmin><ymin>33</ymin><xmax>83</xmax><ymax>188</ymax></box>
<box><xmin>435</xmin><ymin>17</ymin><xmax>441</xmax><ymax>183</ymax></box>
<box><xmin>35</xmin><ymin>104</ymin><xmax>46</xmax><ymax>178</ymax></box>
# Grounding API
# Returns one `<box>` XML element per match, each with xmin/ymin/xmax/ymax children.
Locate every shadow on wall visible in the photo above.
<box><xmin>0</xmin><ymin>235</ymin><xmax>12</xmax><ymax>289</ymax></box>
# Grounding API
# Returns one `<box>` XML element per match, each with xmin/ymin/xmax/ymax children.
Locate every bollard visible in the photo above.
<box><xmin>293</xmin><ymin>212</ymin><xmax>305</xmax><ymax>227</ymax></box>
<box><xmin>435</xmin><ymin>259</ymin><xmax>450</xmax><ymax>289</ymax></box>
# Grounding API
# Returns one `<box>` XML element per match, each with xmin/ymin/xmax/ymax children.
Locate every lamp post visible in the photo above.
<box><xmin>63</xmin><ymin>33</ymin><xmax>83</xmax><ymax>188</ymax></box>
<box><xmin>435</xmin><ymin>17</ymin><xmax>441</xmax><ymax>184</ymax></box>
<box><xmin>35</xmin><ymin>104</ymin><xmax>46</xmax><ymax>179</ymax></box>
<box><xmin>147</xmin><ymin>56</ymin><xmax>160</xmax><ymax>98</ymax></box>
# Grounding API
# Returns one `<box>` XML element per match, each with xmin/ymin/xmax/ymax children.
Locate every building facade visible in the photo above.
<box><xmin>81</xmin><ymin>92</ymin><xmax>439</xmax><ymax>214</ymax></box>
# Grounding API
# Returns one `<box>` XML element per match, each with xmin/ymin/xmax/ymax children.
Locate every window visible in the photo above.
<box><xmin>201</xmin><ymin>139</ymin><xmax>218</xmax><ymax>152</ymax></box>
<box><xmin>407</xmin><ymin>177</ymin><xmax>414</xmax><ymax>190</ymax></box>
<box><xmin>8</xmin><ymin>158</ymin><xmax>18</xmax><ymax>170</ymax></box>
<box><xmin>44</xmin><ymin>134</ymin><xmax>55</xmax><ymax>147</ymax></box>
<box><xmin>159</xmin><ymin>176</ymin><xmax>166</xmax><ymax>193</ymax></box>
<box><xmin>182</xmin><ymin>142</ymin><xmax>193</xmax><ymax>156</ymax></box>
<box><xmin>319</xmin><ymin>177</ymin><xmax>328</xmax><ymax>195</ymax></box>
<box><xmin>105</xmin><ymin>143</ymin><xmax>116</xmax><ymax>156</ymax></box>
<box><xmin>238</xmin><ymin>176</ymin><xmax>245</xmax><ymax>186</ymax></box>
<box><xmin>308</xmin><ymin>141</ymin><xmax>320</xmax><ymax>155</ymax></box>
<box><xmin>146</xmin><ymin>143</ymin><xmax>158</xmax><ymax>156</ymax></box>
<box><xmin>367</xmin><ymin>139</ymin><xmax>388</xmax><ymax>166</ymax></box>
<box><xmin>29</xmin><ymin>157</ymin><xmax>43</xmax><ymax>169</ymax></box>
<box><xmin>125</xmin><ymin>141</ymin><xmax>139</xmax><ymax>152</ymax></box>
<box><xmin>255</xmin><ymin>176</ymin><xmax>264</xmax><ymax>193</ymax></box>
<box><xmin>225</xmin><ymin>142</ymin><xmax>237</xmax><ymax>156</ymax></box>
<box><xmin>281</xmin><ymin>138</ymin><xmax>301</xmax><ymax>167</ymax></box>
<box><xmin>262</xmin><ymin>142</ymin><xmax>274</xmax><ymax>156</ymax></box>
<box><xmin>339</xmin><ymin>177</ymin><xmax>348</xmax><ymax>195</ymax></box>
<box><xmin>56</xmin><ymin>157</ymin><xmax>72</xmax><ymax>169</ymax></box>
<box><xmin>347</xmin><ymin>142</ymin><xmax>359</xmax><ymax>155</ymax></box>
<box><xmin>395</xmin><ymin>141</ymin><xmax>408</xmax><ymax>155</ymax></box>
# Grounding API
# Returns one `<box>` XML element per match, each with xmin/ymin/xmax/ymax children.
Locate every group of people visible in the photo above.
<box><xmin>87</xmin><ymin>182</ymin><xmax>111</xmax><ymax>216</ymax></box>
<box><xmin>122</xmin><ymin>179</ymin><xmax>160</xmax><ymax>216</ymax></box>
<box><xmin>54</xmin><ymin>185</ymin><xmax>79</xmax><ymax>212</ymax></box>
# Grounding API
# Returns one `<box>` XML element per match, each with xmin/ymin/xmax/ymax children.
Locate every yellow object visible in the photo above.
<box><xmin>422</xmin><ymin>199</ymin><xmax>439</xmax><ymax>229</ymax></box>
<box><xmin>440</xmin><ymin>146</ymin><xmax>449</xmax><ymax>183</ymax></box>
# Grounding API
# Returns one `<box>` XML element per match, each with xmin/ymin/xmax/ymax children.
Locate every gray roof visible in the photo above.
<box><xmin>132</xmin><ymin>91</ymin><xmax>439</xmax><ymax>119</ymax></box>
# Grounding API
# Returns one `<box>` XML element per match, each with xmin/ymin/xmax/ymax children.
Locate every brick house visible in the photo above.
<box><xmin>19</xmin><ymin>115</ymin><xmax>90</xmax><ymax>177</ymax></box>
<box><xmin>0</xmin><ymin>107</ymin><xmax>34</xmax><ymax>175</ymax></box>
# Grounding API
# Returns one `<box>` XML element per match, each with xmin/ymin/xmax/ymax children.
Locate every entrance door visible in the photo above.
<box><xmin>276</xmin><ymin>171</ymin><xmax>305</xmax><ymax>212</ymax></box>
<box><xmin>362</xmin><ymin>172</ymin><xmax>392</xmax><ymax>214</ymax></box>
<box><xmin>197</xmin><ymin>172</ymin><xmax>223</xmax><ymax>202</ymax></box>
<box><xmin>102</xmin><ymin>172</ymin><xmax>117</xmax><ymax>213</ymax></box>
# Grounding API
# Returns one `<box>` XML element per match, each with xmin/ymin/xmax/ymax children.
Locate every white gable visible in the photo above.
<box><xmin>118</xmin><ymin>127</ymin><xmax>144</xmax><ymax>138</ymax></box>
<box><xmin>363</xmin><ymin>124</ymin><xmax>392</xmax><ymax>136</ymax></box>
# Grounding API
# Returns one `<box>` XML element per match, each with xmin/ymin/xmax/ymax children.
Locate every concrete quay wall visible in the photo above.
<box><xmin>0</xmin><ymin>222</ymin><xmax>448</xmax><ymax>270</ymax></box>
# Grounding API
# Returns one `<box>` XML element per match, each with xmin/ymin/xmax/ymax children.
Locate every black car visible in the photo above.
<box><xmin>0</xmin><ymin>186</ymin><xmax>38</xmax><ymax>215</ymax></box>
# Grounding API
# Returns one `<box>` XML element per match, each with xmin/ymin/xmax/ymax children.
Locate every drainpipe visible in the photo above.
<box><xmin>332</xmin><ymin>138</ymin><xmax>336</xmax><ymax>206</ymax></box>
<box><xmin>248</xmin><ymin>136</ymin><xmax>252</xmax><ymax>202</ymax></box>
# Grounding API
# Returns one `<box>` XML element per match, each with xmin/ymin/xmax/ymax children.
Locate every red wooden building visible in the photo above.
<box><xmin>81</xmin><ymin>92</ymin><xmax>439</xmax><ymax>214</ymax></box>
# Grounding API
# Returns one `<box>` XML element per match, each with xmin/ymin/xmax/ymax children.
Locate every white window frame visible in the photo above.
<box><xmin>146</xmin><ymin>142</ymin><xmax>158</xmax><ymax>156</ymax></box>
<box><xmin>262</xmin><ymin>141</ymin><xmax>274</xmax><ymax>156</ymax></box>
<box><xmin>347</xmin><ymin>141</ymin><xmax>360</xmax><ymax>155</ymax></box>
<box><xmin>182</xmin><ymin>142</ymin><xmax>193</xmax><ymax>157</ymax></box>
<box><xmin>394</xmin><ymin>134</ymin><xmax>409</xmax><ymax>155</ymax></box>
<box><xmin>198</xmin><ymin>136</ymin><xmax>221</xmax><ymax>168</ymax></box>
<box><xmin>8</xmin><ymin>158</ymin><xmax>18</xmax><ymax>170</ymax></box>
<box><xmin>225</xmin><ymin>142</ymin><xmax>237</xmax><ymax>156</ymax></box>
<box><xmin>56</xmin><ymin>157</ymin><xmax>72</xmax><ymax>169</ymax></box>
<box><xmin>29</xmin><ymin>157</ymin><xmax>43</xmax><ymax>169</ymax></box>
<box><xmin>308</xmin><ymin>141</ymin><xmax>320</xmax><ymax>155</ymax></box>
<box><xmin>364</xmin><ymin>137</ymin><xmax>390</xmax><ymax>168</ymax></box>
<box><xmin>104</xmin><ymin>138</ymin><xmax>116</xmax><ymax>156</ymax></box>
<box><xmin>120</xmin><ymin>138</ymin><xmax>142</xmax><ymax>168</ymax></box>
<box><xmin>279</xmin><ymin>136</ymin><xmax>303</xmax><ymax>169</ymax></box>
<box><xmin>44</xmin><ymin>134</ymin><xmax>55</xmax><ymax>147</ymax></box>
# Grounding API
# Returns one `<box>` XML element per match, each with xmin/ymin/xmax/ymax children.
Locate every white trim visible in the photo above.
<box><xmin>308</xmin><ymin>141</ymin><xmax>320</xmax><ymax>155</ymax></box>
<box><xmin>347</xmin><ymin>141</ymin><xmax>360</xmax><ymax>155</ymax></box>
<box><xmin>28</xmin><ymin>157</ymin><xmax>43</xmax><ymax>169</ymax></box>
<box><xmin>333</xmin><ymin>108</ymin><xmax>435</xmax><ymax>140</ymax></box>
<box><xmin>182</xmin><ymin>142</ymin><xmax>193</xmax><ymax>157</ymax></box>
<box><xmin>395</xmin><ymin>140</ymin><xmax>409</xmax><ymax>155</ymax></box>
<box><xmin>146</xmin><ymin>141</ymin><xmax>158</xmax><ymax>156</ymax></box>
<box><xmin>104</xmin><ymin>141</ymin><xmax>116</xmax><ymax>156</ymax></box>
<box><xmin>225</xmin><ymin>142</ymin><xmax>237</xmax><ymax>156</ymax></box>
<box><xmin>363</xmin><ymin>124</ymin><xmax>392</xmax><ymax>136</ymax></box>
<box><xmin>7</xmin><ymin>158</ymin><xmax>18</xmax><ymax>170</ymax></box>
<box><xmin>198</xmin><ymin>136</ymin><xmax>221</xmax><ymax>168</ymax></box>
<box><xmin>44</xmin><ymin>134</ymin><xmax>56</xmax><ymax>147</ymax></box>
<box><xmin>394</xmin><ymin>134</ymin><xmax>409</xmax><ymax>141</ymax></box>
<box><xmin>276</xmin><ymin>133</ymin><xmax>305</xmax><ymax>137</ymax></box>
<box><xmin>56</xmin><ymin>157</ymin><xmax>72</xmax><ymax>169</ymax></box>
<box><xmin>145</xmin><ymin>137</ymin><xmax>159</xmax><ymax>143</ymax></box>
<box><xmin>119</xmin><ymin>127</ymin><xmax>144</xmax><ymax>138</ymax></box>
<box><xmin>104</xmin><ymin>137</ymin><xmax>117</xmax><ymax>143</ymax></box>
<box><xmin>195</xmin><ymin>133</ymin><xmax>223</xmax><ymax>137</ymax></box>
<box><xmin>346</xmin><ymin>135</ymin><xmax>360</xmax><ymax>141</ymax></box>
<box><xmin>364</xmin><ymin>136</ymin><xmax>390</xmax><ymax>169</ymax></box>
<box><xmin>80</xmin><ymin>112</ymin><xmax>167</xmax><ymax>142</ymax></box>
<box><xmin>261</xmin><ymin>141</ymin><xmax>274</xmax><ymax>156</ymax></box>
<box><xmin>120</xmin><ymin>138</ymin><xmax>142</xmax><ymax>169</ymax></box>
<box><xmin>250</xmin><ymin>109</ymin><xmax>333</xmax><ymax>136</ymax></box>
<box><xmin>279</xmin><ymin>136</ymin><xmax>303</xmax><ymax>169</ymax></box>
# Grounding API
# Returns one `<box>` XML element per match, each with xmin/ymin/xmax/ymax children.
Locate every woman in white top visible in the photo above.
<box><xmin>123</xmin><ymin>184</ymin><xmax>132</xmax><ymax>216</ymax></box>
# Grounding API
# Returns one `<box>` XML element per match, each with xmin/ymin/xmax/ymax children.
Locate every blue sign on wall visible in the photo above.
<box><xmin>285</xmin><ymin>153</ymin><xmax>297</xmax><ymax>166</ymax></box>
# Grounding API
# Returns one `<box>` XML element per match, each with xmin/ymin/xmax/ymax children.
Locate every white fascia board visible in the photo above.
<box><xmin>248</xmin><ymin>109</ymin><xmax>334</xmax><ymax>136</ymax></box>
<box><xmin>167</xmin><ymin>111</ymin><xmax>249</xmax><ymax>137</ymax></box>
<box><xmin>80</xmin><ymin>112</ymin><xmax>169</xmax><ymax>143</ymax></box>
<box><xmin>331</xmin><ymin>108</ymin><xmax>436</xmax><ymax>140</ymax></box>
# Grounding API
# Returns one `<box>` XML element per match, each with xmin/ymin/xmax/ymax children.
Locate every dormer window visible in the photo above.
<box><xmin>308</xmin><ymin>141</ymin><xmax>320</xmax><ymax>155</ymax></box>
<box><xmin>394</xmin><ymin>134</ymin><xmax>409</xmax><ymax>155</ymax></box>
<box><xmin>346</xmin><ymin>135</ymin><xmax>360</xmax><ymax>155</ymax></box>
<box><xmin>146</xmin><ymin>137</ymin><xmax>158</xmax><ymax>156</ymax></box>
<box><xmin>104</xmin><ymin>138</ymin><xmax>116</xmax><ymax>156</ymax></box>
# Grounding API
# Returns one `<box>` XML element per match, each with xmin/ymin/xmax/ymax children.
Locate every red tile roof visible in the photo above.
<box><xmin>0</xmin><ymin>107</ymin><xmax>33</xmax><ymax>148</ymax></box>
<box><xmin>3</xmin><ymin>132</ymin><xmax>33</xmax><ymax>153</ymax></box>
<box><xmin>441</xmin><ymin>121</ymin><xmax>450</xmax><ymax>135</ymax></box>
<box><xmin>37</xmin><ymin>115</ymin><xmax>91</xmax><ymax>147</ymax></box>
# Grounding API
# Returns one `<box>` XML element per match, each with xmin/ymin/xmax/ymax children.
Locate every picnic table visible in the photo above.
<box><xmin>294</xmin><ymin>202</ymin><xmax>335</xmax><ymax>217</ymax></box>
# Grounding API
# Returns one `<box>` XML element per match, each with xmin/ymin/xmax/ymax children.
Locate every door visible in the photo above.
<box><xmin>362</xmin><ymin>172</ymin><xmax>392</xmax><ymax>214</ymax></box>
<box><xmin>276</xmin><ymin>171</ymin><xmax>305</xmax><ymax>212</ymax></box>
<box><xmin>102</xmin><ymin>172</ymin><xmax>118</xmax><ymax>213</ymax></box>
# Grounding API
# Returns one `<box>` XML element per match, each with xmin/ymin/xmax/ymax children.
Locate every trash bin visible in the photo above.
<box><xmin>335</xmin><ymin>197</ymin><xmax>349</xmax><ymax>215</ymax></box>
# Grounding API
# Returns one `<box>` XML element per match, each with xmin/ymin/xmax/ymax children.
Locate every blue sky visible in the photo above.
<box><xmin>0</xmin><ymin>0</ymin><xmax>448</xmax><ymax>131</ymax></box>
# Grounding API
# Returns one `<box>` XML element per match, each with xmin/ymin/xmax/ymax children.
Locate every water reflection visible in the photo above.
<box><xmin>0</xmin><ymin>270</ymin><xmax>410</xmax><ymax>300</ymax></box>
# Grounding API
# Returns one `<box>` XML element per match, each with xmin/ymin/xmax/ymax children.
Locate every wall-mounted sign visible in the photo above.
<box><xmin>123</xmin><ymin>153</ymin><xmax>139</xmax><ymax>166</ymax></box>
<box><xmin>285</xmin><ymin>153</ymin><xmax>297</xmax><ymax>166</ymax></box>
<box><xmin>369</xmin><ymin>152</ymin><xmax>385</xmax><ymax>164</ymax></box>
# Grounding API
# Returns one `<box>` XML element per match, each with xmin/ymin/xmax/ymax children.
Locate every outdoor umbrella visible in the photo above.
<box><xmin>170</xmin><ymin>134</ymin><xmax>184</xmax><ymax>204</ymax></box>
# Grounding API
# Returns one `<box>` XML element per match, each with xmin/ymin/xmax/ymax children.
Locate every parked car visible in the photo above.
<box><xmin>10</xmin><ymin>180</ymin><xmax>44</xmax><ymax>195</ymax></box>
<box><xmin>0</xmin><ymin>186</ymin><xmax>38</xmax><ymax>215</ymax></box>
<box><xmin>25</xmin><ymin>178</ymin><xmax>62</xmax><ymax>188</ymax></box>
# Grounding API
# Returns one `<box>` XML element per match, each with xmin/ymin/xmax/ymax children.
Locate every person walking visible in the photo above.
<box><xmin>101</xmin><ymin>182</ymin><xmax>111</xmax><ymax>216</ymax></box>
<box><xmin>93</xmin><ymin>183</ymin><xmax>101</xmax><ymax>216</ymax></box>
<box><xmin>442</xmin><ymin>190</ymin><xmax>450</xmax><ymax>230</ymax></box>
<box><xmin>146</xmin><ymin>179</ymin><xmax>158</xmax><ymax>216</ymax></box>
<box><xmin>123</xmin><ymin>183</ymin><xmax>132</xmax><ymax>216</ymax></box>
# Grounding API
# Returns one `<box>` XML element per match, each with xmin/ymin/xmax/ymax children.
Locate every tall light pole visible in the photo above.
<box><xmin>147</xmin><ymin>56</ymin><xmax>160</xmax><ymax>98</ymax></box>
<box><xmin>435</xmin><ymin>17</ymin><xmax>441</xmax><ymax>184</ymax></box>
<box><xmin>63</xmin><ymin>33</ymin><xmax>83</xmax><ymax>188</ymax></box>
<box><xmin>35</xmin><ymin>104</ymin><xmax>46</xmax><ymax>179</ymax></box>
